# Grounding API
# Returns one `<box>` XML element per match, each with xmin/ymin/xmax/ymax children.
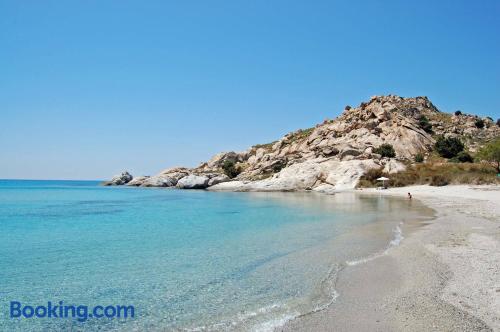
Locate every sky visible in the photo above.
<box><xmin>1</xmin><ymin>0</ymin><xmax>499</xmax><ymax>180</ymax></box>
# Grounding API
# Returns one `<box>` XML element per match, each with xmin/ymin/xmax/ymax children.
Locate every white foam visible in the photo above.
<box><xmin>252</xmin><ymin>265</ymin><xmax>342</xmax><ymax>331</ymax></box>
<box><xmin>346</xmin><ymin>223</ymin><xmax>404</xmax><ymax>266</ymax></box>
<box><xmin>388</xmin><ymin>223</ymin><xmax>404</xmax><ymax>247</ymax></box>
<box><xmin>310</xmin><ymin>288</ymin><xmax>339</xmax><ymax>313</ymax></box>
<box><xmin>236</xmin><ymin>303</ymin><xmax>283</xmax><ymax>322</ymax></box>
<box><xmin>187</xmin><ymin>303</ymin><xmax>289</xmax><ymax>332</ymax></box>
<box><xmin>253</xmin><ymin>312</ymin><xmax>300</xmax><ymax>332</ymax></box>
<box><xmin>188</xmin><ymin>263</ymin><xmax>344</xmax><ymax>332</ymax></box>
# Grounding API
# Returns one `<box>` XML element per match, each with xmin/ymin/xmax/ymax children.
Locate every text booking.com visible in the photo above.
<box><xmin>10</xmin><ymin>301</ymin><xmax>134</xmax><ymax>322</ymax></box>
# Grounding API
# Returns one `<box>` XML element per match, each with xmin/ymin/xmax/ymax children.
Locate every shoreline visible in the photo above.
<box><xmin>101</xmin><ymin>183</ymin><xmax>499</xmax><ymax>330</ymax></box>
<box><xmin>278</xmin><ymin>185</ymin><xmax>500</xmax><ymax>332</ymax></box>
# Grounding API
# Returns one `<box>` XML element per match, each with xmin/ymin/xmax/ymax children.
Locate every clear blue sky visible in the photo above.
<box><xmin>1</xmin><ymin>0</ymin><xmax>499</xmax><ymax>180</ymax></box>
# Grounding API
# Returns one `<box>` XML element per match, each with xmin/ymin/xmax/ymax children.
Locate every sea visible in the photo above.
<box><xmin>0</xmin><ymin>180</ymin><xmax>433</xmax><ymax>331</ymax></box>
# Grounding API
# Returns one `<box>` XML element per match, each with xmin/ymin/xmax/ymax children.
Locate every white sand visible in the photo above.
<box><xmin>279</xmin><ymin>185</ymin><xmax>500</xmax><ymax>331</ymax></box>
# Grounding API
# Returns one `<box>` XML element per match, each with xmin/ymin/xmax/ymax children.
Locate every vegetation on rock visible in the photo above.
<box><xmin>453</xmin><ymin>151</ymin><xmax>473</xmax><ymax>163</ymax></box>
<box><xmin>272</xmin><ymin>163</ymin><xmax>284</xmax><ymax>173</ymax></box>
<box><xmin>461</xmin><ymin>152</ymin><xmax>474</xmax><ymax>163</ymax></box>
<box><xmin>414</xmin><ymin>153</ymin><xmax>424</xmax><ymax>163</ymax></box>
<box><xmin>222</xmin><ymin>160</ymin><xmax>241</xmax><ymax>179</ymax></box>
<box><xmin>475</xmin><ymin>118</ymin><xmax>485</xmax><ymax>129</ymax></box>
<box><xmin>373</xmin><ymin>144</ymin><xmax>396</xmax><ymax>158</ymax></box>
<box><xmin>252</xmin><ymin>142</ymin><xmax>276</xmax><ymax>151</ymax></box>
<box><xmin>435</xmin><ymin>136</ymin><xmax>464</xmax><ymax>159</ymax></box>
<box><xmin>418</xmin><ymin>115</ymin><xmax>433</xmax><ymax>133</ymax></box>
<box><xmin>287</xmin><ymin>127</ymin><xmax>314</xmax><ymax>142</ymax></box>
<box><xmin>455</xmin><ymin>110</ymin><xmax>462</xmax><ymax>116</ymax></box>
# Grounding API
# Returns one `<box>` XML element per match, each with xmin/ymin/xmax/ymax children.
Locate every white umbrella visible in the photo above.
<box><xmin>376</xmin><ymin>177</ymin><xmax>389</xmax><ymax>187</ymax></box>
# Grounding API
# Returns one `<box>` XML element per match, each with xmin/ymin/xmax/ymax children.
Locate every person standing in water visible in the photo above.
<box><xmin>408</xmin><ymin>192</ymin><xmax>412</xmax><ymax>200</ymax></box>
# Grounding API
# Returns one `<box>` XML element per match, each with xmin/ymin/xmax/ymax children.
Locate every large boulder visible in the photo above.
<box><xmin>312</xmin><ymin>183</ymin><xmax>336</xmax><ymax>194</ymax></box>
<box><xmin>126</xmin><ymin>176</ymin><xmax>149</xmax><ymax>186</ymax></box>
<box><xmin>207</xmin><ymin>174</ymin><xmax>230</xmax><ymax>186</ymax></box>
<box><xmin>382</xmin><ymin>159</ymin><xmax>407</xmax><ymax>174</ymax></box>
<box><xmin>339</xmin><ymin>148</ymin><xmax>362</xmax><ymax>160</ymax></box>
<box><xmin>159</xmin><ymin>167</ymin><xmax>190</xmax><ymax>179</ymax></box>
<box><xmin>139</xmin><ymin>167</ymin><xmax>191</xmax><ymax>187</ymax></box>
<box><xmin>176</xmin><ymin>175</ymin><xmax>210</xmax><ymax>189</ymax></box>
<box><xmin>209</xmin><ymin>159</ymin><xmax>379</xmax><ymax>192</ymax></box>
<box><xmin>102</xmin><ymin>171</ymin><xmax>133</xmax><ymax>186</ymax></box>
<box><xmin>210</xmin><ymin>160</ymin><xmax>322</xmax><ymax>191</ymax></box>
<box><xmin>207</xmin><ymin>180</ymin><xmax>248</xmax><ymax>191</ymax></box>
<box><xmin>140</xmin><ymin>175</ymin><xmax>177</xmax><ymax>187</ymax></box>
<box><xmin>321</xmin><ymin>159</ymin><xmax>379</xmax><ymax>190</ymax></box>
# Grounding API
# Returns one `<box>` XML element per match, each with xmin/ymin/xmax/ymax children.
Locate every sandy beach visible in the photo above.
<box><xmin>280</xmin><ymin>185</ymin><xmax>500</xmax><ymax>332</ymax></box>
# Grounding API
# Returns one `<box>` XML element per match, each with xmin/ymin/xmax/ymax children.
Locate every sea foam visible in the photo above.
<box><xmin>346</xmin><ymin>222</ymin><xmax>404</xmax><ymax>266</ymax></box>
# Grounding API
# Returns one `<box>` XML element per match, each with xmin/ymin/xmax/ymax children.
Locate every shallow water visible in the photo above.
<box><xmin>0</xmin><ymin>180</ymin><xmax>433</xmax><ymax>331</ymax></box>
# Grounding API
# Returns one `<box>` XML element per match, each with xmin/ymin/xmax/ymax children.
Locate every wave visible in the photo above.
<box><xmin>185</xmin><ymin>303</ymin><xmax>293</xmax><ymax>332</ymax></box>
<box><xmin>252</xmin><ymin>265</ymin><xmax>342</xmax><ymax>332</ymax></box>
<box><xmin>188</xmin><ymin>224</ymin><xmax>405</xmax><ymax>332</ymax></box>
<box><xmin>187</xmin><ymin>265</ymin><xmax>342</xmax><ymax>332</ymax></box>
<box><xmin>253</xmin><ymin>312</ymin><xmax>299</xmax><ymax>332</ymax></box>
<box><xmin>345</xmin><ymin>222</ymin><xmax>404</xmax><ymax>266</ymax></box>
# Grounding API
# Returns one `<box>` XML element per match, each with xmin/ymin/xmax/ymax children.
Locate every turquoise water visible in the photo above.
<box><xmin>0</xmin><ymin>180</ymin><xmax>431</xmax><ymax>331</ymax></box>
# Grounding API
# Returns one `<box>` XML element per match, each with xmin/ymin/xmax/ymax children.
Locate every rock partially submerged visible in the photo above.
<box><xmin>176</xmin><ymin>174</ymin><xmax>210</xmax><ymax>189</ymax></box>
<box><xmin>140</xmin><ymin>175</ymin><xmax>176</xmax><ymax>187</ymax></box>
<box><xmin>138</xmin><ymin>167</ymin><xmax>190</xmax><ymax>187</ymax></box>
<box><xmin>207</xmin><ymin>174</ymin><xmax>230</xmax><ymax>186</ymax></box>
<box><xmin>126</xmin><ymin>176</ymin><xmax>150</xmax><ymax>186</ymax></box>
<box><xmin>102</xmin><ymin>171</ymin><xmax>133</xmax><ymax>186</ymax></box>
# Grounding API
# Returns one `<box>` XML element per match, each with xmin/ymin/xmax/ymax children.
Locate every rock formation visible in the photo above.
<box><xmin>126</xmin><ymin>176</ymin><xmax>150</xmax><ymax>186</ymax></box>
<box><xmin>103</xmin><ymin>95</ymin><xmax>500</xmax><ymax>192</ymax></box>
<box><xmin>102</xmin><ymin>171</ymin><xmax>133</xmax><ymax>186</ymax></box>
<box><xmin>176</xmin><ymin>175</ymin><xmax>210</xmax><ymax>189</ymax></box>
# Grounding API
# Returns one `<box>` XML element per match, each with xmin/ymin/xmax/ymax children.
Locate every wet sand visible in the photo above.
<box><xmin>279</xmin><ymin>185</ymin><xmax>500</xmax><ymax>332</ymax></box>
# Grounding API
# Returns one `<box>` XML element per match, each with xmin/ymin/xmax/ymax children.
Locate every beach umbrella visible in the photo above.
<box><xmin>376</xmin><ymin>176</ymin><xmax>389</xmax><ymax>187</ymax></box>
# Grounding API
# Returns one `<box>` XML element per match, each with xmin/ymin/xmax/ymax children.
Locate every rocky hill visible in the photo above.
<box><xmin>103</xmin><ymin>95</ymin><xmax>499</xmax><ymax>192</ymax></box>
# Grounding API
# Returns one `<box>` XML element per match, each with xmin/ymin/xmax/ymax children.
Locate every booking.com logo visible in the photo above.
<box><xmin>10</xmin><ymin>301</ymin><xmax>134</xmax><ymax>322</ymax></box>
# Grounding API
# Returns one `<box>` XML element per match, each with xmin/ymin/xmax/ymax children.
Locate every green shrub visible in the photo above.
<box><xmin>222</xmin><ymin>160</ymin><xmax>241</xmax><ymax>178</ymax></box>
<box><xmin>496</xmin><ymin>118</ymin><xmax>500</xmax><ymax>127</ymax></box>
<box><xmin>374</xmin><ymin>144</ymin><xmax>396</xmax><ymax>158</ymax></box>
<box><xmin>414</xmin><ymin>153</ymin><xmax>424</xmax><ymax>163</ymax></box>
<box><xmin>475</xmin><ymin>118</ymin><xmax>485</xmax><ymax>128</ymax></box>
<box><xmin>434</xmin><ymin>136</ymin><xmax>464</xmax><ymax>159</ymax></box>
<box><xmin>418</xmin><ymin>115</ymin><xmax>433</xmax><ymax>133</ymax></box>
<box><xmin>456</xmin><ymin>151</ymin><xmax>473</xmax><ymax>163</ymax></box>
<box><xmin>272</xmin><ymin>162</ymin><xmax>284</xmax><ymax>173</ymax></box>
<box><xmin>454</xmin><ymin>110</ymin><xmax>462</xmax><ymax>116</ymax></box>
<box><xmin>477</xmin><ymin>139</ymin><xmax>500</xmax><ymax>173</ymax></box>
